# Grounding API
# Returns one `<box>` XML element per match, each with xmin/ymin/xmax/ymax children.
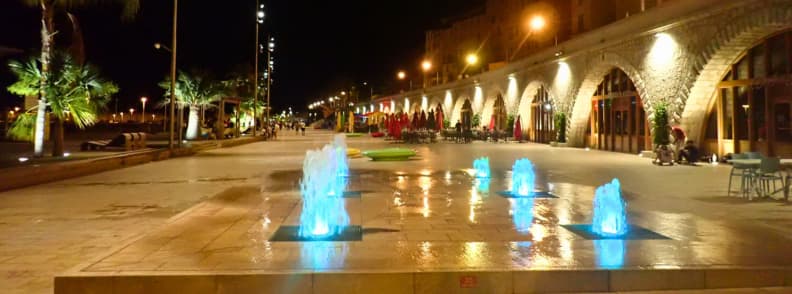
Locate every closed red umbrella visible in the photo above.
<box><xmin>489</xmin><ymin>114</ymin><xmax>496</xmax><ymax>131</ymax></box>
<box><xmin>420</xmin><ymin>111</ymin><xmax>427</xmax><ymax>129</ymax></box>
<box><xmin>514</xmin><ymin>115</ymin><xmax>523</xmax><ymax>142</ymax></box>
<box><xmin>436</xmin><ymin>109</ymin><xmax>444</xmax><ymax>131</ymax></box>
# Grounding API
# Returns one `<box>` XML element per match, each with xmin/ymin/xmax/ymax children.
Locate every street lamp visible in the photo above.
<box><xmin>466</xmin><ymin>54</ymin><xmax>479</xmax><ymax>65</ymax></box>
<box><xmin>253</xmin><ymin>2</ymin><xmax>266</xmax><ymax>136</ymax></box>
<box><xmin>529</xmin><ymin>15</ymin><xmax>546</xmax><ymax>31</ymax></box>
<box><xmin>140</xmin><ymin>97</ymin><xmax>148</xmax><ymax>123</ymax></box>
<box><xmin>421</xmin><ymin>60</ymin><xmax>433</xmax><ymax>88</ymax></box>
<box><xmin>510</xmin><ymin>14</ymin><xmax>548</xmax><ymax>61</ymax></box>
<box><xmin>129</xmin><ymin>108</ymin><xmax>135</xmax><ymax>122</ymax></box>
<box><xmin>397</xmin><ymin>70</ymin><xmax>412</xmax><ymax>91</ymax></box>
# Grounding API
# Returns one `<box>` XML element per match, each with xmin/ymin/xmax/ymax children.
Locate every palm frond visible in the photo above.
<box><xmin>6</xmin><ymin>113</ymin><xmax>36</xmax><ymax>142</ymax></box>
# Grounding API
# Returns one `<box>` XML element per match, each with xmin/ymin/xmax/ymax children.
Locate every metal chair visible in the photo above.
<box><xmin>747</xmin><ymin>157</ymin><xmax>784</xmax><ymax>200</ymax></box>
<box><xmin>727</xmin><ymin>153</ymin><xmax>754</xmax><ymax>198</ymax></box>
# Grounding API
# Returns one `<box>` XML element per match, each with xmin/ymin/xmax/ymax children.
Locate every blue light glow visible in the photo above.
<box><xmin>594</xmin><ymin>240</ymin><xmax>625</xmax><ymax>269</ymax></box>
<box><xmin>592</xmin><ymin>179</ymin><xmax>628</xmax><ymax>237</ymax></box>
<box><xmin>300</xmin><ymin>242</ymin><xmax>349</xmax><ymax>270</ymax></box>
<box><xmin>298</xmin><ymin>134</ymin><xmax>351</xmax><ymax>238</ymax></box>
<box><xmin>511</xmin><ymin>158</ymin><xmax>535</xmax><ymax>196</ymax></box>
<box><xmin>511</xmin><ymin>197</ymin><xmax>535</xmax><ymax>233</ymax></box>
<box><xmin>473</xmin><ymin>157</ymin><xmax>490</xmax><ymax>178</ymax></box>
<box><xmin>474</xmin><ymin>178</ymin><xmax>490</xmax><ymax>194</ymax></box>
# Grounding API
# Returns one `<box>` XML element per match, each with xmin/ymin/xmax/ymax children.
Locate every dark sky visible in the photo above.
<box><xmin>0</xmin><ymin>0</ymin><xmax>484</xmax><ymax>113</ymax></box>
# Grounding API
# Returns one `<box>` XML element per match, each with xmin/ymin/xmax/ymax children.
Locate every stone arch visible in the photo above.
<box><xmin>568</xmin><ymin>52</ymin><xmax>648</xmax><ymax>147</ymax></box>
<box><xmin>681</xmin><ymin>5</ymin><xmax>792</xmax><ymax>143</ymax></box>
<box><xmin>516</xmin><ymin>80</ymin><xmax>550</xmax><ymax>138</ymax></box>
<box><xmin>450</xmin><ymin>96</ymin><xmax>470</xmax><ymax>126</ymax></box>
<box><xmin>480</xmin><ymin>85</ymin><xmax>505</xmax><ymax>129</ymax></box>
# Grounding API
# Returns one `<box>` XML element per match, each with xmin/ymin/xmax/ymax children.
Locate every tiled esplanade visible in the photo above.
<box><xmin>374</xmin><ymin>0</ymin><xmax>792</xmax><ymax>157</ymax></box>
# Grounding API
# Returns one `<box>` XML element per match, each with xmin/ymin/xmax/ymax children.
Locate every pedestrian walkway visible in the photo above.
<box><xmin>2</xmin><ymin>130</ymin><xmax>792</xmax><ymax>293</ymax></box>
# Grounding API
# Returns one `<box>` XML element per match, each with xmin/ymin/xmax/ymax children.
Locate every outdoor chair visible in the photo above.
<box><xmin>744</xmin><ymin>152</ymin><xmax>763</xmax><ymax>159</ymax></box>
<box><xmin>747</xmin><ymin>157</ymin><xmax>784</xmax><ymax>200</ymax></box>
<box><xmin>727</xmin><ymin>153</ymin><xmax>754</xmax><ymax>198</ymax></box>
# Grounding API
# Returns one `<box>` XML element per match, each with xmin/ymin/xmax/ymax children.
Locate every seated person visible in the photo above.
<box><xmin>678</xmin><ymin>140</ymin><xmax>700</xmax><ymax>164</ymax></box>
<box><xmin>654</xmin><ymin>145</ymin><xmax>674</xmax><ymax>165</ymax></box>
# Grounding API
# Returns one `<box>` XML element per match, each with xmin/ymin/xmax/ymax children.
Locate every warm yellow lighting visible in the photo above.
<box><xmin>397</xmin><ymin>71</ymin><xmax>406</xmax><ymax>80</ymax></box>
<box><xmin>466</xmin><ymin>54</ymin><xmax>479</xmax><ymax>65</ymax></box>
<box><xmin>529</xmin><ymin>15</ymin><xmax>546</xmax><ymax>31</ymax></box>
<box><xmin>140</xmin><ymin>97</ymin><xmax>148</xmax><ymax>103</ymax></box>
<box><xmin>421</xmin><ymin>60</ymin><xmax>432</xmax><ymax>72</ymax></box>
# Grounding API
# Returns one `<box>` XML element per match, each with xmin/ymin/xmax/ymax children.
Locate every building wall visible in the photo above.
<box><xmin>377</xmin><ymin>0</ymin><xmax>792</xmax><ymax>155</ymax></box>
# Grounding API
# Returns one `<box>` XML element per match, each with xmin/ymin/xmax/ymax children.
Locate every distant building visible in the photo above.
<box><xmin>425</xmin><ymin>0</ymin><xmax>676</xmax><ymax>85</ymax></box>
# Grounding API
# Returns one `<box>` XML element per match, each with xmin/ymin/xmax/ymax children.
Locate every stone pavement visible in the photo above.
<box><xmin>2</xmin><ymin>130</ymin><xmax>792</xmax><ymax>293</ymax></box>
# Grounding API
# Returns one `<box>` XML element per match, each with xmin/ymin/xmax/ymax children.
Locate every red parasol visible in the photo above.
<box><xmin>514</xmin><ymin>115</ymin><xmax>523</xmax><ymax>141</ymax></box>
<box><xmin>489</xmin><ymin>114</ymin><xmax>496</xmax><ymax>131</ymax></box>
<box><xmin>420</xmin><ymin>111</ymin><xmax>427</xmax><ymax>129</ymax></box>
<box><xmin>436</xmin><ymin>109</ymin><xmax>444</xmax><ymax>131</ymax></box>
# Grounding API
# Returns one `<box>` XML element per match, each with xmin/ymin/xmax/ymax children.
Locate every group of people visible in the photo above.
<box><xmin>655</xmin><ymin>126</ymin><xmax>700</xmax><ymax>165</ymax></box>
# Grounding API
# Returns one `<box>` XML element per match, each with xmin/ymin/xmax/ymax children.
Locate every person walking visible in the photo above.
<box><xmin>299</xmin><ymin>121</ymin><xmax>306</xmax><ymax>136</ymax></box>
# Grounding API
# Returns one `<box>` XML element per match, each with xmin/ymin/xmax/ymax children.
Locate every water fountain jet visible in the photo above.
<box><xmin>511</xmin><ymin>159</ymin><xmax>535</xmax><ymax>197</ymax></box>
<box><xmin>297</xmin><ymin>134</ymin><xmax>351</xmax><ymax>238</ymax></box>
<box><xmin>591</xmin><ymin>179</ymin><xmax>628</xmax><ymax>237</ymax></box>
<box><xmin>473</xmin><ymin>157</ymin><xmax>490</xmax><ymax>178</ymax></box>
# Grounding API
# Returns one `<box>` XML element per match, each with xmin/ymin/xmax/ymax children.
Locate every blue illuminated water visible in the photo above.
<box><xmin>298</xmin><ymin>134</ymin><xmax>351</xmax><ymax>238</ymax></box>
<box><xmin>474</xmin><ymin>178</ymin><xmax>490</xmax><ymax>194</ymax></box>
<box><xmin>511</xmin><ymin>158</ymin><xmax>535</xmax><ymax>196</ymax></box>
<box><xmin>591</xmin><ymin>179</ymin><xmax>628</xmax><ymax>237</ymax></box>
<box><xmin>594</xmin><ymin>239</ymin><xmax>625</xmax><ymax>268</ymax></box>
<box><xmin>511</xmin><ymin>197</ymin><xmax>534</xmax><ymax>233</ymax></box>
<box><xmin>473</xmin><ymin>157</ymin><xmax>490</xmax><ymax>178</ymax></box>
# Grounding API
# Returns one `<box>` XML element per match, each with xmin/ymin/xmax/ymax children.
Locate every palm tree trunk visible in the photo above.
<box><xmin>34</xmin><ymin>0</ymin><xmax>55</xmax><ymax>157</ymax></box>
<box><xmin>52</xmin><ymin>116</ymin><xmax>64</xmax><ymax>157</ymax></box>
<box><xmin>186</xmin><ymin>105</ymin><xmax>199</xmax><ymax>140</ymax></box>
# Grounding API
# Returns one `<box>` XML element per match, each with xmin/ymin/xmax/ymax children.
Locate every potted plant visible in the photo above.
<box><xmin>651</xmin><ymin>102</ymin><xmax>673</xmax><ymax>165</ymax></box>
<box><xmin>553</xmin><ymin>112</ymin><xmax>567</xmax><ymax>147</ymax></box>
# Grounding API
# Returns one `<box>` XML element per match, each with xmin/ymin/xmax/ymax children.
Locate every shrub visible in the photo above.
<box><xmin>652</xmin><ymin>102</ymin><xmax>670</xmax><ymax>146</ymax></box>
<box><xmin>554</xmin><ymin>112</ymin><xmax>567</xmax><ymax>143</ymax></box>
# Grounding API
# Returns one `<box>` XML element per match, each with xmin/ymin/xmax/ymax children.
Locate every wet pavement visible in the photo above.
<box><xmin>3</xmin><ymin>130</ymin><xmax>792</xmax><ymax>293</ymax></box>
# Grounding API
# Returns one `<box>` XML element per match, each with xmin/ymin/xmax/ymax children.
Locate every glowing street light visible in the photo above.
<box><xmin>140</xmin><ymin>97</ymin><xmax>148</xmax><ymax>123</ymax></box>
<box><xmin>421</xmin><ymin>60</ymin><xmax>432</xmax><ymax>72</ymax></box>
<box><xmin>129</xmin><ymin>108</ymin><xmax>135</xmax><ymax>121</ymax></box>
<box><xmin>397</xmin><ymin>71</ymin><xmax>406</xmax><ymax>80</ymax></box>
<box><xmin>529</xmin><ymin>15</ymin><xmax>546</xmax><ymax>32</ymax></box>
<box><xmin>466</xmin><ymin>54</ymin><xmax>479</xmax><ymax>65</ymax></box>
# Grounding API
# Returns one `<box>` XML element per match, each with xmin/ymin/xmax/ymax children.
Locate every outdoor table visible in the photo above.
<box><xmin>727</xmin><ymin>159</ymin><xmax>792</xmax><ymax>201</ymax></box>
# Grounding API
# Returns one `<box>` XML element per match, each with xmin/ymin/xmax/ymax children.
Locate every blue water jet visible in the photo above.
<box><xmin>298</xmin><ymin>134</ymin><xmax>351</xmax><ymax>238</ymax></box>
<box><xmin>594</xmin><ymin>239</ymin><xmax>625</xmax><ymax>269</ymax></box>
<box><xmin>511</xmin><ymin>158</ymin><xmax>535</xmax><ymax>196</ymax></box>
<box><xmin>473</xmin><ymin>157</ymin><xmax>490</xmax><ymax>178</ymax></box>
<box><xmin>592</xmin><ymin>179</ymin><xmax>628</xmax><ymax>237</ymax></box>
<box><xmin>511</xmin><ymin>197</ymin><xmax>535</xmax><ymax>233</ymax></box>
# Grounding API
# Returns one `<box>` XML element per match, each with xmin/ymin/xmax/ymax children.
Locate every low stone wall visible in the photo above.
<box><xmin>0</xmin><ymin>136</ymin><xmax>265</xmax><ymax>192</ymax></box>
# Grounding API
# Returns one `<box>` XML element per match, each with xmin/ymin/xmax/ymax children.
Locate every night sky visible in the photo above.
<box><xmin>0</xmin><ymin>1</ymin><xmax>484</xmax><ymax>113</ymax></box>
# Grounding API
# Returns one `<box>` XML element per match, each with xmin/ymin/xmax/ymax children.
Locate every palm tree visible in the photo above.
<box><xmin>7</xmin><ymin>55</ymin><xmax>118</xmax><ymax>156</ymax></box>
<box><xmin>20</xmin><ymin>0</ymin><xmax>139</xmax><ymax>157</ymax></box>
<box><xmin>160</xmin><ymin>71</ymin><xmax>224</xmax><ymax>140</ymax></box>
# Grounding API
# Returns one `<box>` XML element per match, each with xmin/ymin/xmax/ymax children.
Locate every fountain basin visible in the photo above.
<box><xmin>270</xmin><ymin>225</ymin><xmax>363</xmax><ymax>242</ymax></box>
<box><xmin>562</xmin><ymin>224</ymin><xmax>669</xmax><ymax>240</ymax></box>
<box><xmin>497</xmin><ymin>191</ymin><xmax>557</xmax><ymax>198</ymax></box>
<box><xmin>347</xmin><ymin>148</ymin><xmax>362</xmax><ymax>158</ymax></box>
<box><xmin>362</xmin><ymin>148</ymin><xmax>417</xmax><ymax>161</ymax></box>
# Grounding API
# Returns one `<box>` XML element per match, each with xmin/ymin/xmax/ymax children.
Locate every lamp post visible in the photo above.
<box><xmin>510</xmin><ymin>15</ymin><xmax>546</xmax><ymax>61</ymax></box>
<box><xmin>140</xmin><ymin>97</ymin><xmax>148</xmax><ymax>123</ymax></box>
<box><xmin>397</xmin><ymin>70</ymin><xmax>412</xmax><ymax>91</ymax></box>
<box><xmin>461</xmin><ymin>53</ymin><xmax>479</xmax><ymax>78</ymax></box>
<box><xmin>265</xmin><ymin>37</ymin><xmax>274</xmax><ymax>125</ymax></box>
<box><xmin>169</xmin><ymin>0</ymin><xmax>179</xmax><ymax>149</ymax></box>
<box><xmin>129</xmin><ymin>108</ymin><xmax>135</xmax><ymax>122</ymax></box>
<box><xmin>254</xmin><ymin>2</ymin><xmax>265</xmax><ymax>136</ymax></box>
<box><xmin>421</xmin><ymin>60</ymin><xmax>432</xmax><ymax>88</ymax></box>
